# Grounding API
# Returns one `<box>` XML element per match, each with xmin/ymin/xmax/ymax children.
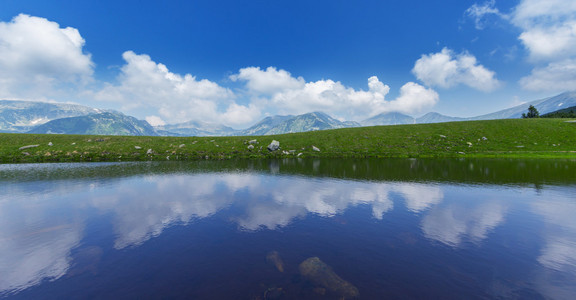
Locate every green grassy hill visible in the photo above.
<box><xmin>542</xmin><ymin>105</ymin><xmax>576</xmax><ymax>118</ymax></box>
<box><xmin>1</xmin><ymin>119</ymin><xmax>575</xmax><ymax>163</ymax></box>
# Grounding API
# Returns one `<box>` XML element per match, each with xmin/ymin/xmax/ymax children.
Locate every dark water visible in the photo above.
<box><xmin>0</xmin><ymin>158</ymin><xmax>575</xmax><ymax>299</ymax></box>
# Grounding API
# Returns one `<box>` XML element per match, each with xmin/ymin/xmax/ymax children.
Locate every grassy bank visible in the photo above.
<box><xmin>1</xmin><ymin>119</ymin><xmax>575</xmax><ymax>163</ymax></box>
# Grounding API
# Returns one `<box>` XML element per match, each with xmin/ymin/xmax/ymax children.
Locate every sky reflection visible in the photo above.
<box><xmin>0</xmin><ymin>162</ymin><xmax>575</xmax><ymax>298</ymax></box>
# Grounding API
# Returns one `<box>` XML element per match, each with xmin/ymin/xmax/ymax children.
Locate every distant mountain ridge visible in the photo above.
<box><xmin>2</xmin><ymin>91</ymin><xmax>576</xmax><ymax>136</ymax></box>
<box><xmin>0</xmin><ymin>100</ymin><xmax>104</xmax><ymax>133</ymax></box>
<box><xmin>237</xmin><ymin>112</ymin><xmax>360</xmax><ymax>136</ymax></box>
<box><xmin>28</xmin><ymin>112</ymin><xmax>157</xmax><ymax>136</ymax></box>
<box><xmin>155</xmin><ymin>120</ymin><xmax>237</xmax><ymax>136</ymax></box>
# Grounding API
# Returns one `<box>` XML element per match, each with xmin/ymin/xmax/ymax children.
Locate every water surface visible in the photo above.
<box><xmin>1</xmin><ymin>159</ymin><xmax>575</xmax><ymax>299</ymax></box>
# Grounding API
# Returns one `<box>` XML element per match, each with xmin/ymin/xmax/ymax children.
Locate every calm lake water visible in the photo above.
<box><xmin>0</xmin><ymin>158</ymin><xmax>575</xmax><ymax>299</ymax></box>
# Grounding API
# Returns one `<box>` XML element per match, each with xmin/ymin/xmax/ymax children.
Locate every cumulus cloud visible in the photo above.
<box><xmin>231</xmin><ymin>67</ymin><xmax>438</xmax><ymax>119</ymax></box>
<box><xmin>230</xmin><ymin>66</ymin><xmax>305</xmax><ymax>95</ymax></box>
<box><xmin>511</xmin><ymin>0</ymin><xmax>576</xmax><ymax>60</ymax></box>
<box><xmin>506</xmin><ymin>0</ymin><xmax>576</xmax><ymax>91</ymax></box>
<box><xmin>0</xmin><ymin>14</ymin><xmax>94</xmax><ymax>98</ymax></box>
<box><xmin>92</xmin><ymin>51</ymin><xmax>256</xmax><ymax>127</ymax></box>
<box><xmin>519</xmin><ymin>59</ymin><xmax>576</xmax><ymax>91</ymax></box>
<box><xmin>412</xmin><ymin>48</ymin><xmax>500</xmax><ymax>92</ymax></box>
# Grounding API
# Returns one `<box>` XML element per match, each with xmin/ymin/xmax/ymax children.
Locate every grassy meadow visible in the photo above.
<box><xmin>1</xmin><ymin>119</ymin><xmax>575</xmax><ymax>163</ymax></box>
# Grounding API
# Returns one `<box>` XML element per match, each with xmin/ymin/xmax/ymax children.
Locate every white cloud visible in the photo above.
<box><xmin>465</xmin><ymin>0</ymin><xmax>507</xmax><ymax>30</ymax></box>
<box><xmin>412</xmin><ymin>48</ymin><xmax>500</xmax><ymax>92</ymax></box>
<box><xmin>511</xmin><ymin>0</ymin><xmax>576</xmax><ymax>60</ymax></box>
<box><xmin>231</xmin><ymin>67</ymin><xmax>437</xmax><ymax>119</ymax></box>
<box><xmin>145</xmin><ymin>115</ymin><xmax>166</xmax><ymax>126</ymax></box>
<box><xmin>519</xmin><ymin>59</ymin><xmax>576</xmax><ymax>91</ymax></box>
<box><xmin>0</xmin><ymin>14</ymin><xmax>94</xmax><ymax>98</ymax></box>
<box><xmin>229</xmin><ymin>66</ymin><xmax>305</xmax><ymax>95</ymax></box>
<box><xmin>92</xmin><ymin>51</ymin><xmax>258</xmax><ymax>127</ymax></box>
<box><xmin>465</xmin><ymin>1</ymin><xmax>576</xmax><ymax>92</ymax></box>
<box><xmin>390</xmin><ymin>82</ymin><xmax>439</xmax><ymax>114</ymax></box>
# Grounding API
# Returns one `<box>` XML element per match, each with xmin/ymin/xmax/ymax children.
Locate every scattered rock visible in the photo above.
<box><xmin>482</xmin><ymin>136</ymin><xmax>488</xmax><ymax>141</ymax></box>
<box><xmin>299</xmin><ymin>257</ymin><xmax>359</xmax><ymax>299</ymax></box>
<box><xmin>19</xmin><ymin>145</ymin><xmax>39</xmax><ymax>150</ymax></box>
<box><xmin>135</xmin><ymin>146</ymin><xmax>142</xmax><ymax>150</ymax></box>
<box><xmin>267</xmin><ymin>140</ymin><xmax>280</xmax><ymax>152</ymax></box>
<box><xmin>282</xmin><ymin>150</ymin><xmax>290</xmax><ymax>155</ymax></box>
<box><xmin>312</xmin><ymin>146</ymin><xmax>320</xmax><ymax>152</ymax></box>
<box><xmin>22</xmin><ymin>152</ymin><xmax>30</xmax><ymax>156</ymax></box>
<box><xmin>516</xmin><ymin>145</ymin><xmax>525</xmax><ymax>148</ymax></box>
<box><xmin>297</xmin><ymin>153</ymin><xmax>303</xmax><ymax>157</ymax></box>
<box><xmin>249</xmin><ymin>139</ymin><xmax>258</xmax><ymax>145</ymax></box>
<box><xmin>48</xmin><ymin>142</ymin><xmax>53</xmax><ymax>146</ymax></box>
<box><xmin>458</xmin><ymin>152</ymin><xmax>466</xmax><ymax>154</ymax></box>
<box><xmin>289</xmin><ymin>150</ymin><xmax>296</xmax><ymax>154</ymax></box>
<box><xmin>439</xmin><ymin>135</ymin><xmax>447</xmax><ymax>138</ymax></box>
<box><xmin>146</xmin><ymin>149</ymin><xmax>153</xmax><ymax>155</ymax></box>
<box><xmin>263</xmin><ymin>287</ymin><xmax>283</xmax><ymax>299</ymax></box>
<box><xmin>266</xmin><ymin>251</ymin><xmax>284</xmax><ymax>273</ymax></box>
<box><xmin>71</xmin><ymin>142</ymin><xmax>76</xmax><ymax>145</ymax></box>
<box><xmin>247</xmin><ymin>145</ymin><xmax>255</xmax><ymax>150</ymax></box>
<box><xmin>179</xmin><ymin>144</ymin><xmax>185</xmax><ymax>148</ymax></box>
<box><xmin>467</xmin><ymin>142</ymin><xmax>473</xmax><ymax>147</ymax></box>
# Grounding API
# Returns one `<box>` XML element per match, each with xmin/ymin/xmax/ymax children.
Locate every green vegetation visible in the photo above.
<box><xmin>542</xmin><ymin>105</ymin><xmax>576</xmax><ymax>118</ymax></box>
<box><xmin>522</xmin><ymin>105</ymin><xmax>540</xmax><ymax>118</ymax></box>
<box><xmin>1</xmin><ymin>119</ymin><xmax>575</xmax><ymax>163</ymax></box>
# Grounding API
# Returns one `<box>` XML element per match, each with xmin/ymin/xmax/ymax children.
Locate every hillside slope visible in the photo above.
<box><xmin>28</xmin><ymin>112</ymin><xmax>157</xmax><ymax>136</ymax></box>
<box><xmin>2</xmin><ymin>119</ymin><xmax>575</xmax><ymax>163</ymax></box>
<box><xmin>0</xmin><ymin>100</ymin><xmax>103</xmax><ymax>133</ymax></box>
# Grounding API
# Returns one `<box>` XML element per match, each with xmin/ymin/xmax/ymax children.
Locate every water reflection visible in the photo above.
<box><xmin>421</xmin><ymin>201</ymin><xmax>507</xmax><ymax>247</ymax></box>
<box><xmin>0</xmin><ymin>191</ymin><xmax>83</xmax><ymax>294</ymax></box>
<box><xmin>0</xmin><ymin>160</ymin><xmax>575</xmax><ymax>299</ymax></box>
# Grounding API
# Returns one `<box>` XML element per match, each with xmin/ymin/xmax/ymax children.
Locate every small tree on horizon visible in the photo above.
<box><xmin>522</xmin><ymin>105</ymin><xmax>540</xmax><ymax>118</ymax></box>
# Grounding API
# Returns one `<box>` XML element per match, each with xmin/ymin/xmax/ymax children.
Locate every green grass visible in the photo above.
<box><xmin>1</xmin><ymin>118</ymin><xmax>575</xmax><ymax>163</ymax></box>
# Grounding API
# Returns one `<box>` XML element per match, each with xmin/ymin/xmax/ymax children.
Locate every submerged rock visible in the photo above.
<box><xmin>267</xmin><ymin>140</ymin><xmax>280</xmax><ymax>152</ymax></box>
<box><xmin>299</xmin><ymin>257</ymin><xmax>359</xmax><ymax>299</ymax></box>
<box><xmin>266</xmin><ymin>251</ymin><xmax>284</xmax><ymax>273</ymax></box>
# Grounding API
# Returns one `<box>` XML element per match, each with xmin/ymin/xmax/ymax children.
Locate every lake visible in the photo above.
<box><xmin>1</xmin><ymin>158</ymin><xmax>575</xmax><ymax>299</ymax></box>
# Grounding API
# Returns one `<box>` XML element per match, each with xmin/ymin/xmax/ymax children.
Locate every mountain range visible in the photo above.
<box><xmin>1</xmin><ymin>91</ymin><xmax>575</xmax><ymax>136</ymax></box>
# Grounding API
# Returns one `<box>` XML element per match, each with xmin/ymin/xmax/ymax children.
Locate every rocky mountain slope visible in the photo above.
<box><xmin>0</xmin><ymin>100</ymin><xmax>103</xmax><ymax>133</ymax></box>
<box><xmin>28</xmin><ymin>112</ymin><xmax>157</xmax><ymax>136</ymax></box>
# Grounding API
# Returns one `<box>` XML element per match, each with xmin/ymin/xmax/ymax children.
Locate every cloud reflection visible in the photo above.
<box><xmin>421</xmin><ymin>200</ymin><xmax>507</xmax><ymax>247</ymax></box>
<box><xmin>0</xmin><ymin>190</ymin><xmax>83</xmax><ymax>294</ymax></box>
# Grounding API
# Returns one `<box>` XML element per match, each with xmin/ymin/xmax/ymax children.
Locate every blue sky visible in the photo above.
<box><xmin>0</xmin><ymin>0</ymin><xmax>574</xmax><ymax>128</ymax></box>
